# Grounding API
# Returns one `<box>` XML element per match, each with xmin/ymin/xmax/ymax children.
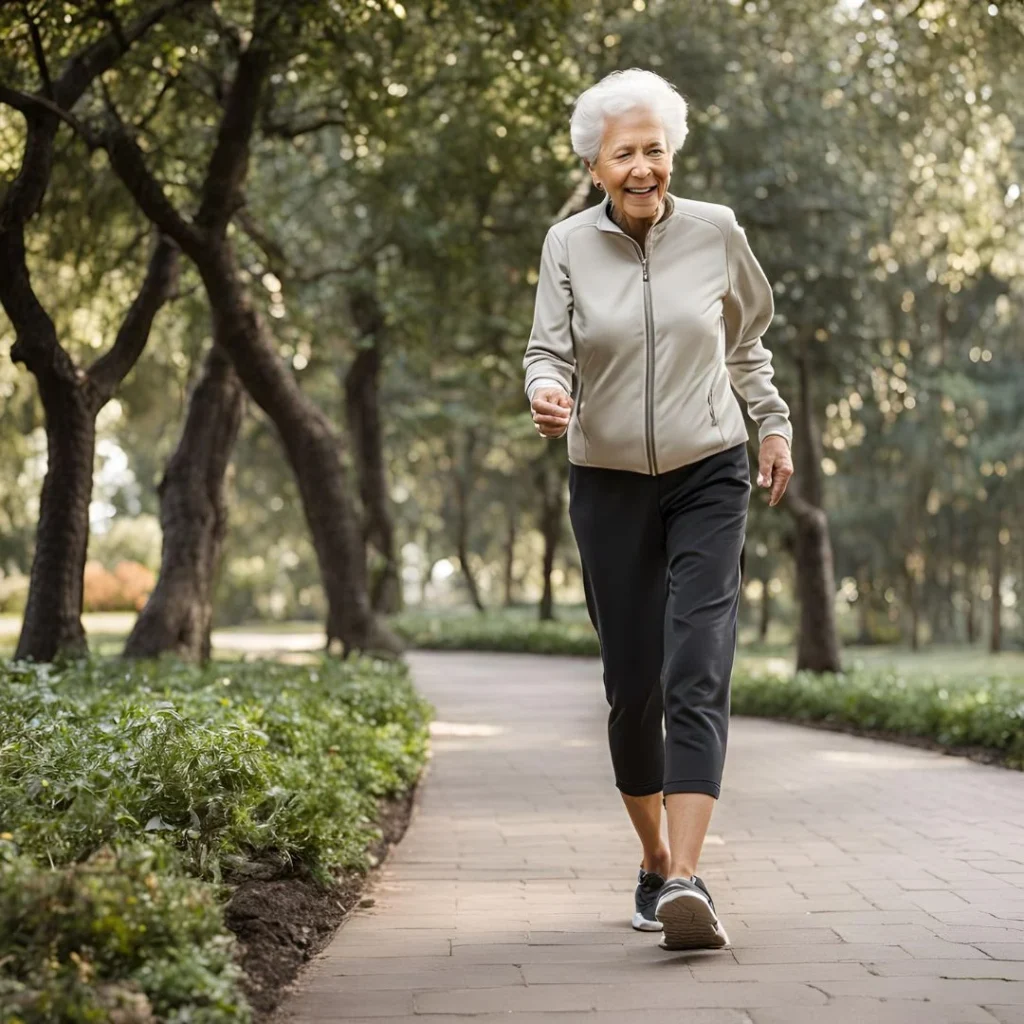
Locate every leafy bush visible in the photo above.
<box><xmin>392</xmin><ymin>609</ymin><xmax>600</xmax><ymax>657</ymax></box>
<box><xmin>0</xmin><ymin>843</ymin><xmax>248</xmax><ymax>1024</ymax></box>
<box><xmin>731</xmin><ymin>666</ymin><xmax>1024</xmax><ymax>768</ymax></box>
<box><xmin>0</xmin><ymin>656</ymin><xmax>432</xmax><ymax>1021</ymax></box>
<box><xmin>82</xmin><ymin>560</ymin><xmax>156</xmax><ymax>612</ymax></box>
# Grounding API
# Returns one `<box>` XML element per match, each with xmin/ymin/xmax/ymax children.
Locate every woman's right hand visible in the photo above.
<box><xmin>531</xmin><ymin>387</ymin><xmax>574</xmax><ymax>438</ymax></box>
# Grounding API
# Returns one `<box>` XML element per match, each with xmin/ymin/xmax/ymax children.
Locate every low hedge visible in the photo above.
<box><xmin>391</xmin><ymin>610</ymin><xmax>601</xmax><ymax>657</ymax></box>
<box><xmin>0</xmin><ymin>657</ymin><xmax>432</xmax><ymax>1023</ymax></box>
<box><xmin>731</xmin><ymin>666</ymin><xmax>1024</xmax><ymax>769</ymax></box>
<box><xmin>391</xmin><ymin>612</ymin><xmax>1024</xmax><ymax>769</ymax></box>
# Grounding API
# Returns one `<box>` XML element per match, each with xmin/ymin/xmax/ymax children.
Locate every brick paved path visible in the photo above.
<box><xmin>279</xmin><ymin>651</ymin><xmax>1024</xmax><ymax>1024</ymax></box>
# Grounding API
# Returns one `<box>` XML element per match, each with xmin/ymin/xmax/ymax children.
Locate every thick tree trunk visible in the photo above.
<box><xmin>194</xmin><ymin>246</ymin><xmax>400</xmax><ymax>655</ymax></box>
<box><xmin>503</xmin><ymin>505</ymin><xmax>518</xmax><ymax>607</ymax></box>
<box><xmin>0</xmin><ymin>7</ymin><xmax>184</xmax><ymax>662</ymax></box>
<box><xmin>124</xmin><ymin>347</ymin><xmax>244</xmax><ymax>660</ymax></box>
<box><xmin>344</xmin><ymin>288</ymin><xmax>401</xmax><ymax>615</ymax></box>
<box><xmin>98</xmin><ymin>14</ymin><xmax>399</xmax><ymax>658</ymax></box>
<box><xmin>451</xmin><ymin>432</ymin><xmax>485</xmax><ymax>612</ymax></box>
<box><xmin>535</xmin><ymin>451</ymin><xmax>566</xmax><ymax>623</ymax></box>
<box><xmin>786</xmin><ymin>338</ymin><xmax>841</xmax><ymax>673</ymax></box>
<box><xmin>2</xmin><ymin>229</ymin><xmax>177</xmax><ymax>662</ymax></box>
<box><xmin>16</xmin><ymin>384</ymin><xmax>95</xmax><ymax>661</ymax></box>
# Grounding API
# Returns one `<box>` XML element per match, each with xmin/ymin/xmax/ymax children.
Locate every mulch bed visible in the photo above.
<box><xmin>224</xmin><ymin>786</ymin><xmax>419</xmax><ymax>1021</ymax></box>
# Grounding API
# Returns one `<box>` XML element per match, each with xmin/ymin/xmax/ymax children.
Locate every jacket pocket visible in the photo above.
<box><xmin>574</xmin><ymin>378</ymin><xmax>590</xmax><ymax>459</ymax></box>
<box><xmin>706</xmin><ymin>367</ymin><xmax>728</xmax><ymax>444</ymax></box>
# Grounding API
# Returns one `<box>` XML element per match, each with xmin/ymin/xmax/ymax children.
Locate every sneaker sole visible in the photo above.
<box><xmin>631</xmin><ymin>911</ymin><xmax>664</xmax><ymax>932</ymax></box>
<box><xmin>655</xmin><ymin>890</ymin><xmax>730</xmax><ymax>950</ymax></box>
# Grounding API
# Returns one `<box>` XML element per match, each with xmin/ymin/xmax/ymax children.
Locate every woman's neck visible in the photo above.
<box><xmin>609</xmin><ymin>201</ymin><xmax>665</xmax><ymax>251</ymax></box>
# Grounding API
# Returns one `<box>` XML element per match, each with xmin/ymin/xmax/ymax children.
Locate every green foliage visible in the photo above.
<box><xmin>0</xmin><ymin>658</ymin><xmax>431</xmax><ymax>879</ymax></box>
<box><xmin>0</xmin><ymin>843</ymin><xmax>248</xmax><ymax>1024</ymax></box>
<box><xmin>731</xmin><ymin>666</ymin><xmax>1024</xmax><ymax>769</ymax></box>
<box><xmin>0</xmin><ymin>656</ymin><xmax>432</xmax><ymax>1021</ymax></box>
<box><xmin>392</xmin><ymin>608</ymin><xmax>600</xmax><ymax>657</ymax></box>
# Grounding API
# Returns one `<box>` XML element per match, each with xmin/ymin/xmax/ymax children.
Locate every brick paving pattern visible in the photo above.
<box><xmin>278</xmin><ymin>651</ymin><xmax>1024</xmax><ymax>1023</ymax></box>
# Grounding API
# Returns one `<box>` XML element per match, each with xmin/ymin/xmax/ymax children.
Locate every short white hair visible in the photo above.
<box><xmin>570</xmin><ymin>68</ymin><xmax>689</xmax><ymax>165</ymax></box>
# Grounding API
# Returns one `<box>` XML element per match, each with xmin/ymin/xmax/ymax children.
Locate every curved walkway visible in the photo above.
<box><xmin>279</xmin><ymin>651</ymin><xmax>1024</xmax><ymax>1024</ymax></box>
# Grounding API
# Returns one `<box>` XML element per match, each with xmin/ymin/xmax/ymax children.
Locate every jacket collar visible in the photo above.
<box><xmin>596</xmin><ymin>192</ymin><xmax>677</xmax><ymax>235</ymax></box>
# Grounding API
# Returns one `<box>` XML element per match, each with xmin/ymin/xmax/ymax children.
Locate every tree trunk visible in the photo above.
<box><xmin>990</xmin><ymin>511</ymin><xmax>1003</xmax><ymax>654</ymax></box>
<box><xmin>15</xmin><ymin>383</ymin><xmax>95</xmax><ymax>661</ymax></box>
<box><xmin>344</xmin><ymin>288</ymin><xmax>401</xmax><ymax>615</ymax></box>
<box><xmin>123</xmin><ymin>347</ymin><xmax>244</xmax><ymax>660</ymax></box>
<box><xmin>759</xmin><ymin>564</ymin><xmax>772</xmax><ymax>643</ymax></box>
<box><xmin>905</xmin><ymin>566</ymin><xmax>921</xmax><ymax>652</ymax></box>
<box><xmin>2</xmin><ymin>230</ymin><xmax>177</xmax><ymax>662</ymax></box>
<box><xmin>194</xmin><ymin>246</ymin><xmax>400</xmax><ymax>655</ymax></box>
<box><xmin>503</xmin><ymin>505</ymin><xmax>518</xmax><ymax>607</ymax></box>
<box><xmin>965</xmin><ymin>567</ymin><xmax>978</xmax><ymax>645</ymax></box>
<box><xmin>786</xmin><ymin>336</ymin><xmax>841</xmax><ymax>673</ymax></box>
<box><xmin>98</xmin><ymin>15</ymin><xmax>399</xmax><ymax>658</ymax></box>
<box><xmin>535</xmin><ymin>451</ymin><xmax>566</xmax><ymax>623</ymax></box>
<box><xmin>451</xmin><ymin>431</ymin><xmax>484</xmax><ymax>611</ymax></box>
<box><xmin>856</xmin><ymin>564</ymin><xmax>873</xmax><ymax>644</ymax></box>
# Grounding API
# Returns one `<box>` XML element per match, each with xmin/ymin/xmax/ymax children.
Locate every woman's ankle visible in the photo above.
<box><xmin>642</xmin><ymin>846</ymin><xmax>671</xmax><ymax>876</ymax></box>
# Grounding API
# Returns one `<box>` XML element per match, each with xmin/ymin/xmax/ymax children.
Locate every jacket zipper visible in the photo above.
<box><xmin>708</xmin><ymin>380</ymin><xmax>718</xmax><ymax>428</ymax></box>
<box><xmin>641</xmin><ymin>256</ymin><xmax>658</xmax><ymax>475</ymax></box>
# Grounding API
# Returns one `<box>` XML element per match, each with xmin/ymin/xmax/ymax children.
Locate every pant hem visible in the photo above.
<box><xmin>662</xmin><ymin>779</ymin><xmax>721</xmax><ymax>799</ymax></box>
<box><xmin>616</xmin><ymin>779</ymin><xmax>665</xmax><ymax>798</ymax></box>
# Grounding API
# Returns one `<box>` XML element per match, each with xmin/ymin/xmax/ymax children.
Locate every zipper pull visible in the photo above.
<box><xmin>642</xmin><ymin>258</ymin><xmax>649</xmax><ymax>281</ymax></box>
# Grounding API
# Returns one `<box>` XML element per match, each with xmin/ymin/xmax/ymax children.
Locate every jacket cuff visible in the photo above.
<box><xmin>758</xmin><ymin>417</ymin><xmax>793</xmax><ymax>447</ymax></box>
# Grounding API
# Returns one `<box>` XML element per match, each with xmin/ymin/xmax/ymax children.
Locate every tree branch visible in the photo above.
<box><xmin>88</xmin><ymin>235</ymin><xmax>179</xmax><ymax>402</ymax></box>
<box><xmin>24</xmin><ymin>1</ymin><xmax>54</xmax><ymax>98</ymax></box>
<box><xmin>194</xmin><ymin>30</ymin><xmax>273</xmax><ymax>233</ymax></box>
<box><xmin>0</xmin><ymin>85</ymin><xmax>95</xmax><ymax>141</ymax></box>
<box><xmin>99</xmin><ymin>115</ymin><xmax>201</xmax><ymax>253</ymax></box>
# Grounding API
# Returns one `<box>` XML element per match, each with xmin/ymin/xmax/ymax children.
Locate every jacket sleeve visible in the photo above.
<box><xmin>523</xmin><ymin>227</ymin><xmax>575</xmax><ymax>402</ymax></box>
<box><xmin>723</xmin><ymin>216</ymin><xmax>793</xmax><ymax>447</ymax></box>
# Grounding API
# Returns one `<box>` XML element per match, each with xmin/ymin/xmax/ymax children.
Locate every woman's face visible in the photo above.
<box><xmin>589</xmin><ymin>108</ymin><xmax>671</xmax><ymax>221</ymax></box>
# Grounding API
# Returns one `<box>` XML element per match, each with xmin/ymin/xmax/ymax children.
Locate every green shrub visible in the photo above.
<box><xmin>0</xmin><ymin>842</ymin><xmax>248</xmax><ymax>1024</ymax></box>
<box><xmin>392</xmin><ymin>610</ymin><xmax>600</xmax><ymax>657</ymax></box>
<box><xmin>0</xmin><ymin>656</ymin><xmax>432</xmax><ymax>1021</ymax></box>
<box><xmin>731</xmin><ymin>666</ymin><xmax>1024</xmax><ymax>768</ymax></box>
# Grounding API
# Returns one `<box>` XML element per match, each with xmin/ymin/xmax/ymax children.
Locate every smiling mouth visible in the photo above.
<box><xmin>625</xmin><ymin>185</ymin><xmax>657</xmax><ymax>195</ymax></box>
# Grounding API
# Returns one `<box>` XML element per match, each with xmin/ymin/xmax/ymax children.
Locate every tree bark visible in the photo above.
<box><xmin>503</xmin><ymin>504</ymin><xmax>518</xmax><ymax>607</ymax></box>
<box><xmin>0</xmin><ymin>4</ymin><xmax>191</xmax><ymax>661</ymax></box>
<box><xmin>758</xmin><ymin>563</ymin><xmax>772</xmax><ymax>643</ymax></box>
<box><xmin>990</xmin><ymin>510</ymin><xmax>1003</xmax><ymax>654</ymax></box>
<box><xmin>785</xmin><ymin>336</ymin><xmax>841</xmax><ymax>673</ymax></box>
<box><xmin>344</xmin><ymin>287</ymin><xmax>401</xmax><ymax>615</ymax></box>
<box><xmin>2</xmin><ymin>232</ymin><xmax>177</xmax><ymax>662</ymax></box>
<box><xmin>123</xmin><ymin>347</ymin><xmax>244</xmax><ymax>660</ymax></box>
<box><xmin>535</xmin><ymin>450</ymin><xmax>566</xmax><ymax>623</ymax></box>
<box><xmin>451</xmin><ymin>431</ymin><xmax>484</xmax><ymax>611</ymax></box>
<box><xmin>99</xmin><ymin>12</ymin><xmax>400</xmax><ymax>658</ymax></box>
<box><xmin>965</xmin><ymin>568</ymin><xmax>978</xmax><ymax>645</ymax></box>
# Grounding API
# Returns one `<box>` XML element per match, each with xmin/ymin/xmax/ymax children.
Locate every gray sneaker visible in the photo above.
<box><xmin>632</xmin><ymin>868</ymin><xmax>665</xmax><ymax>931</ymax></box>
<box><xmin>655</xmin><ymin>875</ymin><xmax>729</xmax><ymax>950</ymax></box>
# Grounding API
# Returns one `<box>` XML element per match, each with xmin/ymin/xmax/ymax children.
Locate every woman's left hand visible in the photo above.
<box><xmin>756</xmin><ymin>436</ymin><xmax>794</xmax><ymax>507</ymax></box>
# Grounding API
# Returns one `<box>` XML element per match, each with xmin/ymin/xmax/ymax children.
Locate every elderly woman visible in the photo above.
<box><xmin>523</xmin><ymin>69</ymin><xmax>793</xmax><ymax>951</ymax></box>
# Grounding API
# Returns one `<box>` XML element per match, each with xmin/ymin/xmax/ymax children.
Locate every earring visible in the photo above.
<box><xmin>595</xmin><ymin>182</ymin><xmax>605</xmax><ymax>192</ymax></box>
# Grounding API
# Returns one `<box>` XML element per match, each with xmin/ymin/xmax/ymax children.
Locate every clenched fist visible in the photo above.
<box><xmin>531</xmin><ymin>386</ymin><xmax>574</xmax><ymax>439</ymax></box>
<box><xmin>757</xmin><ymin>435</ymin><xmax>794</xmax><ymax>507</ymax></box>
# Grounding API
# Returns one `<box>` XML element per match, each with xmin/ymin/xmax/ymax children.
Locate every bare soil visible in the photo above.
<box><xmin>224</xmin><ymin>788</ymin><xmax>418</xmax><ymax>1021</ymax></box>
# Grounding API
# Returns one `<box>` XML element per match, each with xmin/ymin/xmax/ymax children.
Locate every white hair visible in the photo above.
<box><xmin>570</xmin><ymin>68</ymin><xmax>689</xmax><ymax>165</ymax></box>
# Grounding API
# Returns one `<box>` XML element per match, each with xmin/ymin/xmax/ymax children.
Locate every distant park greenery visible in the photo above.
<box><xmin>0</xmin><ymin>0</ymin><xmax>1021</xmax><ymax>669</ymax></box>
<box><xmin>0</xmin><ymin>656</ymin><xmax>431</xmax><ymax>1022</ymax></box>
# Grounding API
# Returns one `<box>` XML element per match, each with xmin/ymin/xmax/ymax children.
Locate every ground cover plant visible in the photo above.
<box><xmin>391</xmin><ymin>608</ymin><xmax>1024</xmax><ymax>768</ymax></box>
<box><xmin>0</xmin><ymin>657</ymin><xmax>431</xmax><ymax>1023</ymax></box>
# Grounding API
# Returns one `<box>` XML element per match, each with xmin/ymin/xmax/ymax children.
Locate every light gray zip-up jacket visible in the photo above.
<box><xmin>523</xmin><ymin>193</ymin><xmax>792</xmax><ymax>476</ymax></box>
